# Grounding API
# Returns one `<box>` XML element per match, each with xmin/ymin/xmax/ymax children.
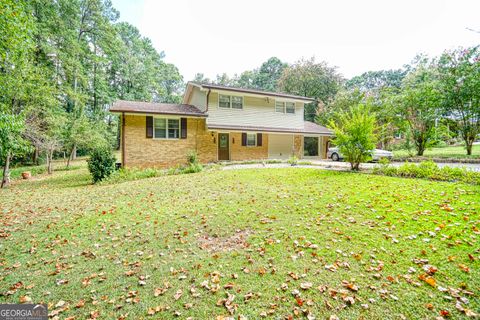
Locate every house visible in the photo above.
<box><xmin>109</xmin><ymin>82</ymin><xmax>333</xmax><ymax>168</ymax></box>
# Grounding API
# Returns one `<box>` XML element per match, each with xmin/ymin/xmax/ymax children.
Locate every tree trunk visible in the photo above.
<box><xmin>416</xmin><ymin>139</ymin><xmax>425</xmax><ymax>156</ymax></box>
<box><xmin>71</xmin><ymin>144</ymin><xmax>77</xmax><ymax>160</ymax></box>
<box><xmin>47</xmin><ymin>150</ymin><xmax>53</xmax><ymax>174</ymax></box>
<box><xmin>1</xmin><ymin>152</ymin><xmax>11</xmax><ymax>188</ymax></box>
<box><xmin>33</xmin><ymin>146</ymin><xmax>39</xmax><ymax>165</ymax></box>
<box><xmin>67</xmin><ymin>144</ymin><xmax>76</xmax><ymax>168</ymax></box>
<box><xmin>351</xmin><ymin>162</ymin><xmax>360</xmax><ymax>171</ymax></box>
<box><xmin>466</xmin><ymin>139</ymin><xmax>473</xmax><ymax>156</ymax></box>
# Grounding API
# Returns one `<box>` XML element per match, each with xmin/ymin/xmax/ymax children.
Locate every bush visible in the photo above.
<box><xmin>288</xmin><ymin>155</ymin><xmax>298</xmax><ymax>166</ymax></box>
<box><xmin>329</xmin><ymin>104</ymin><xmax>377</xmax><ymax>170</ymax></box>
<box><xmin>181</xmin><ymin>162</ymin><xmax>203</xmax><ymax>174</ymax></box>
<box><xmin>187</xmin><ymin>150</ymin><xmax>199</xmax><ymax>165</ymax></box>
<box><xmin>87</xmin><ymin>148</ymin><xmax>116</xmax><ymax>183</ymax></box>
<box><xmin>373</xmin><ymin>160</ymin><xmax>480</xmax><ymax>185</ymax></box>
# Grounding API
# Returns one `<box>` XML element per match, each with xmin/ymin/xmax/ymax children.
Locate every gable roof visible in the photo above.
<box><xmin>110</xmin><ymin>100</ymin><xmax>206</xmax><ymax>117</ymax></box>
<box><xmin>188</xmin><ymin>82</ymin><xmax>316</xmax><ymax>103</ymax></box>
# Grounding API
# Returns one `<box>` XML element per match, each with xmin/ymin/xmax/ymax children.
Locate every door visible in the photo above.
<box><xmin>268</xmin><ymin>134</ymin><xmax>293</xmax><ymax>159</ymax></box>
<box><xmin>218</xmin><ymin>133</ymin><xmax>230</xmax><ymax>160</ymax></box>
<box><xmin>304</xmin><ymin>137</ymin><xmax>319</xmax><ymax>156</ymax></box>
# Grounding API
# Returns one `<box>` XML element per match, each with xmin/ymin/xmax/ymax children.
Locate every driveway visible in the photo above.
<box><xmin>222</xmin><ymin>160</ymin><xmax>480</xmax><ymax>172</ymax></box>
<box><xmin>309</xmin><ymin>159</ymin><xmax>480</xmax><ymax>172</ymax></box>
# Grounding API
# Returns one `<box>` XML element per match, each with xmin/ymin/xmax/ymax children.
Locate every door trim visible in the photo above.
<box><xmin>217</xmin><ymin>132</ymin><xmax>230</xmax><ymax>161</ymax></box>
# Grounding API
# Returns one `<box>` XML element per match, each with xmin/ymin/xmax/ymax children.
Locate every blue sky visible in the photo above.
<box><xmin>111</xmin><ymin>0</ymin><xmax>480</xmax><ymax>81</ymax></box>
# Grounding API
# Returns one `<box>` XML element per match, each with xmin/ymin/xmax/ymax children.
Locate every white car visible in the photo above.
<box><xmin>327</xmin><ymin>147</ymin><xmax>393</xmax><ymax>162</ymax></box>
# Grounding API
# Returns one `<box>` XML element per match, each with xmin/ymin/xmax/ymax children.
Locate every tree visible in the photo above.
<box><xmin>329</xmin><ymin>104</ymin><xmax>378</xmax><ymax>170</ymax></box>
<box><xmin>346</xmin><ymin>69</ymin><xmax>406</xmax><ymax>92</ymax></box>
<box><xmin>316</xmin><ymin>89</ymin><xmax>365</xmax><ymax>125</ymax></box>
<box><xmin>396</xmin><ymin>59</ymin><xmax>442</xmax><ymax>156</ymax></box>
<box><xmin>438</xmin><ymin>46</ymin><xmax>480</xmax><ymax>155</ymax></box>
<box><xmin>253</xmin><ymin>57</ymin><xmax>286</xmax><ymax>91</ymax></box>
<box><xmin>278</xmin><ymin>57</ymin><xmax>343</xmax><ymax>121</ymax></box>
<box><xmin>0</xmin><ymin>113</ymin><xmax>27</xmax><ymax>188</ymax></box>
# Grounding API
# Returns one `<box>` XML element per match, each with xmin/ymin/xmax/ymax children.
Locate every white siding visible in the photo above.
<box><xmin>189</xmin><ymin>86</ymin><xmax>207</xmax><ymax>112</ymax></box>
<box><xmin>207</xmin><ymin>92</ymin><xmax>305</xmax><ymax>130</ymax></box>
<box><xmin>268</xmin><ymin>134</ymin><xmax>294</xmax><ymax>159</ymax></box>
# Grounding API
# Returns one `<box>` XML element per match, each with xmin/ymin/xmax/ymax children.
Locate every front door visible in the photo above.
<box><xmin>218</xmin><ymin>133</ymin><xmax>230</xmax><ymax>160</ymax></box>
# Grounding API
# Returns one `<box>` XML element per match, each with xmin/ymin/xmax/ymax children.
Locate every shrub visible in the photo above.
<box><xmin>180</xmin><ymin>162</ymin><xmax>203</xmax><ymax>174</ymax></box>
<box><xmin>288</xmin><ymin>155</ymin><xmax>298</xmax><ymax>166</ymax></box>
<box><xmin>187</xmin><ymin>150</ymin><xmax>199</xmax><ymax>165</ymax></box>
<box><xmin>329</xmin><ymin>104</ymin><xmax>377</xmax><ymax>170</ymax></box>
<box><xmin>87</xmin><ymin>148</ymin><xmax>116</xmax><ymax>183</ymax></box>
<box><xmin>373</xmin><ymin>160</ymin><xmax>480</xmax><ymax>185</ymax></box>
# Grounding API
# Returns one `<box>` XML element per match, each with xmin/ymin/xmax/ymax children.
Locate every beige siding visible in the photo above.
<box><xmin>268</xmin><ymin>134</ymin><xmax>294</xmax><ymax>159</ymax></box>
<box><xmin>207</xmin><ymin>92</ymin><xmax>305</xmax><ymax>130</ymax></box>
<box><xmin>188</xmin><ymin>86</ymin><xmax>207</xmax><ymax>112</ymax></box>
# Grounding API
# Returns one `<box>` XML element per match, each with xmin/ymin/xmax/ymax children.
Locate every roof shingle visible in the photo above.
<box><xmin>207</xmin><ymin>121</ymin><xmax>333</xmax><ymax>135</ymax></box>
<box><xmin>110</xmin><ymin>100</ymin><xmax>206</xmax><ymax>117</ymax></box>
<box><xmin>191</xmin><ymin>82</ymin><xmax>316</xmax><ymax>102</ymax></box>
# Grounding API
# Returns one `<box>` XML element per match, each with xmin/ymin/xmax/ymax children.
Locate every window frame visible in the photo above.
<box><xmin>275</xmin><ymin>101</ymin><xmax>285</xmax><ymax>113</ymax></box>
<box><xmin>246</xmin><ymin>133</ymin><xmax>257</xmax><ymax>147</ymax></box>
<box><xmin>153</xmin><ymin>116</ymin><xmax>181</xmax><ymax>140</ymax></box>
<box><xmin>285</xmin><ymin>102</ymin><xmax>296</xmax><ymax>114</ymax></box>
<box><xmin>275</xmin><ymin>100</ymin><xmax>296</xmax><ymax>114</ymax></box>
<box><xmin>218</xmin><ymin>93</ymin><xmax>243</xmax><ymax>110</ymax></box>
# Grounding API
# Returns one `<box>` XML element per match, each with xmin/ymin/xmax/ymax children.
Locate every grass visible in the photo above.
<box><xmin>394</xmin><ymin>145</ymin><xmax>480</xmax><ymax>160</ymax></box>
<box><xmin>0</xmin><ymin>167</ymin><xmax>479</xmax><ymax>319</ymax></box>
<box><xmin>7</xmin><ymin>157</ymin><xmax>87</xmax><ymax>180</ymax></box>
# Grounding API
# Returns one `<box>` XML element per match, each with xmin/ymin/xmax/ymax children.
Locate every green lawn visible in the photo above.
<box><xmin>394</xmin><ymin>145</ymin><xmax>480</xmax><ymax>160</ymax></box>
<box><xmin>0</xmin><ymin>167</ymin><xmax>479</xmax><ymax>319</ymax></box>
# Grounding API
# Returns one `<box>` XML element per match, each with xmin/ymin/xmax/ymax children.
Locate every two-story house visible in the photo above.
<box><xmin>110</xmin><ymin>82</ymin><xmax>333</xmax><ymax>168</ymax></box>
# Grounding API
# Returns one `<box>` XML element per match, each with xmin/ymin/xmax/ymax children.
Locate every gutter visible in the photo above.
<box><xmin>121</xmin><ymin>112</ymin><xmax>126</xmax><ymax>168</ymax></box>
<box><xmin>206</xmin><ymin>89</ymin><xmax>211</xmax><ymax>113</ymax></box>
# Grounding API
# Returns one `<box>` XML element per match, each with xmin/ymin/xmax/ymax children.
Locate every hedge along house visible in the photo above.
<box><xmin>110</xmin><ymin>82</ymin><xmax>333</xmax><ymax>168</ymax></box>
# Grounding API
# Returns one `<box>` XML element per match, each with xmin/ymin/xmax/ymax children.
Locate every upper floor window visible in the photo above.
<box><xmin>275</xmin><ymin>101</ymin><xmax>295</xmax><ymax>114</ymax></box>
<box><xmin>275</xmin><ymin>101</ymin><xmax>285</xmax><ymax>113</ymax></box>
<box><xmin>219</xmin><ymin>94</ymin><xmax>243</xmax><ymax>109</ymax></box>
<box><xmin>286</xmin><ymin>102</ymin><xmax>295</xmax><ymax>114</ymax></box>
<box><xmin>154</xmin><ymin>118</ymin><xmax>180</xmax><ymax>139</ymax></box>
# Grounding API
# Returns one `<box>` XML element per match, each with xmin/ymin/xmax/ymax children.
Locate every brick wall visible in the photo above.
<box><xmin>229</xmin><ymin>132</ymin><xmax>269</xmax><ymax>161</ymax></box>
<box><xmin>122</xmin><ymin>115</ymin><xmax>308</xmax><ymax>167</ymax></box>
<box><xmin>122</xmin><ymin>115</ymin><xmax>216</xmax><ymax>168</ymax></box>
<box><xmin>294</xmin><ymin>135</ymin><xmax>303</xmax><ymax>158</ymax></box>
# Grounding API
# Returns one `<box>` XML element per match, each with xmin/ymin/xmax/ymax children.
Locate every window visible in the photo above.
<box><xmin>276</xmin><ymin>101</ymin><xmax>295</xmax><ymax>114</ymax></box>
<box><xmin>154</xmin><ymin>117</ymin><xmax>180</xmax><ymax>139</ymax></box>
<box><xmin>275</xmin><ymin>101</ymin><xmax>285</xmax><ymax>113</ymax></box>
<box><xmin>219</xmin><ymin>94</ymin><xmax>243</xmax><ymax>109</ymax></box>
<box><xmin>232</xmin><ymin>96</ymin><xmax>243</xmax><ymax>109</ymax></box>
<box><xmin>219</xmin><ymin>94</ymin><xmax>231</xmax><ymax>108</ymax></box>
<box><xmin>246</xmin><ymin>133</ymin><xmax>256</xmax><ymax>146</ymax></box>
<box><xmin>286</xmin><ymin>102</ymin><xmax>295</xmax><ymax>114</ymax></box>
<box><xmin>168</xmin><ymin>119</ymin><xmax>180</xmax><ymax>138</ymax></box>
<box><xmin>154</xmin><ymin>118</ymin><xmax>166</xmax><ymax>138</ymax></box>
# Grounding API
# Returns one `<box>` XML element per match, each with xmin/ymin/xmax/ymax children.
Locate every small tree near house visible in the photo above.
<box><xmin>329</xmin><ymin>104</ymin><xmax>378</xmax><ymax>171</ymax></box>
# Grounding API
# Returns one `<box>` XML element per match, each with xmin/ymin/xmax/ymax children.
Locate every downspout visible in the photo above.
<box><xmin>121</xmin><ymin>112</ymin><xmax>126</xmax><ymax>168</ymax></box>
<box><xmin>206</xmin><ymin>89</ymin><xmax>211</xmax><ymax>113</ymax></box>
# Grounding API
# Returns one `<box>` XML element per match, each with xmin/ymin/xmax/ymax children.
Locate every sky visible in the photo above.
<box><xmin>111</xmin><ymin>0</ymin><xmax>480</xmax><ymax>81</ymax></box>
